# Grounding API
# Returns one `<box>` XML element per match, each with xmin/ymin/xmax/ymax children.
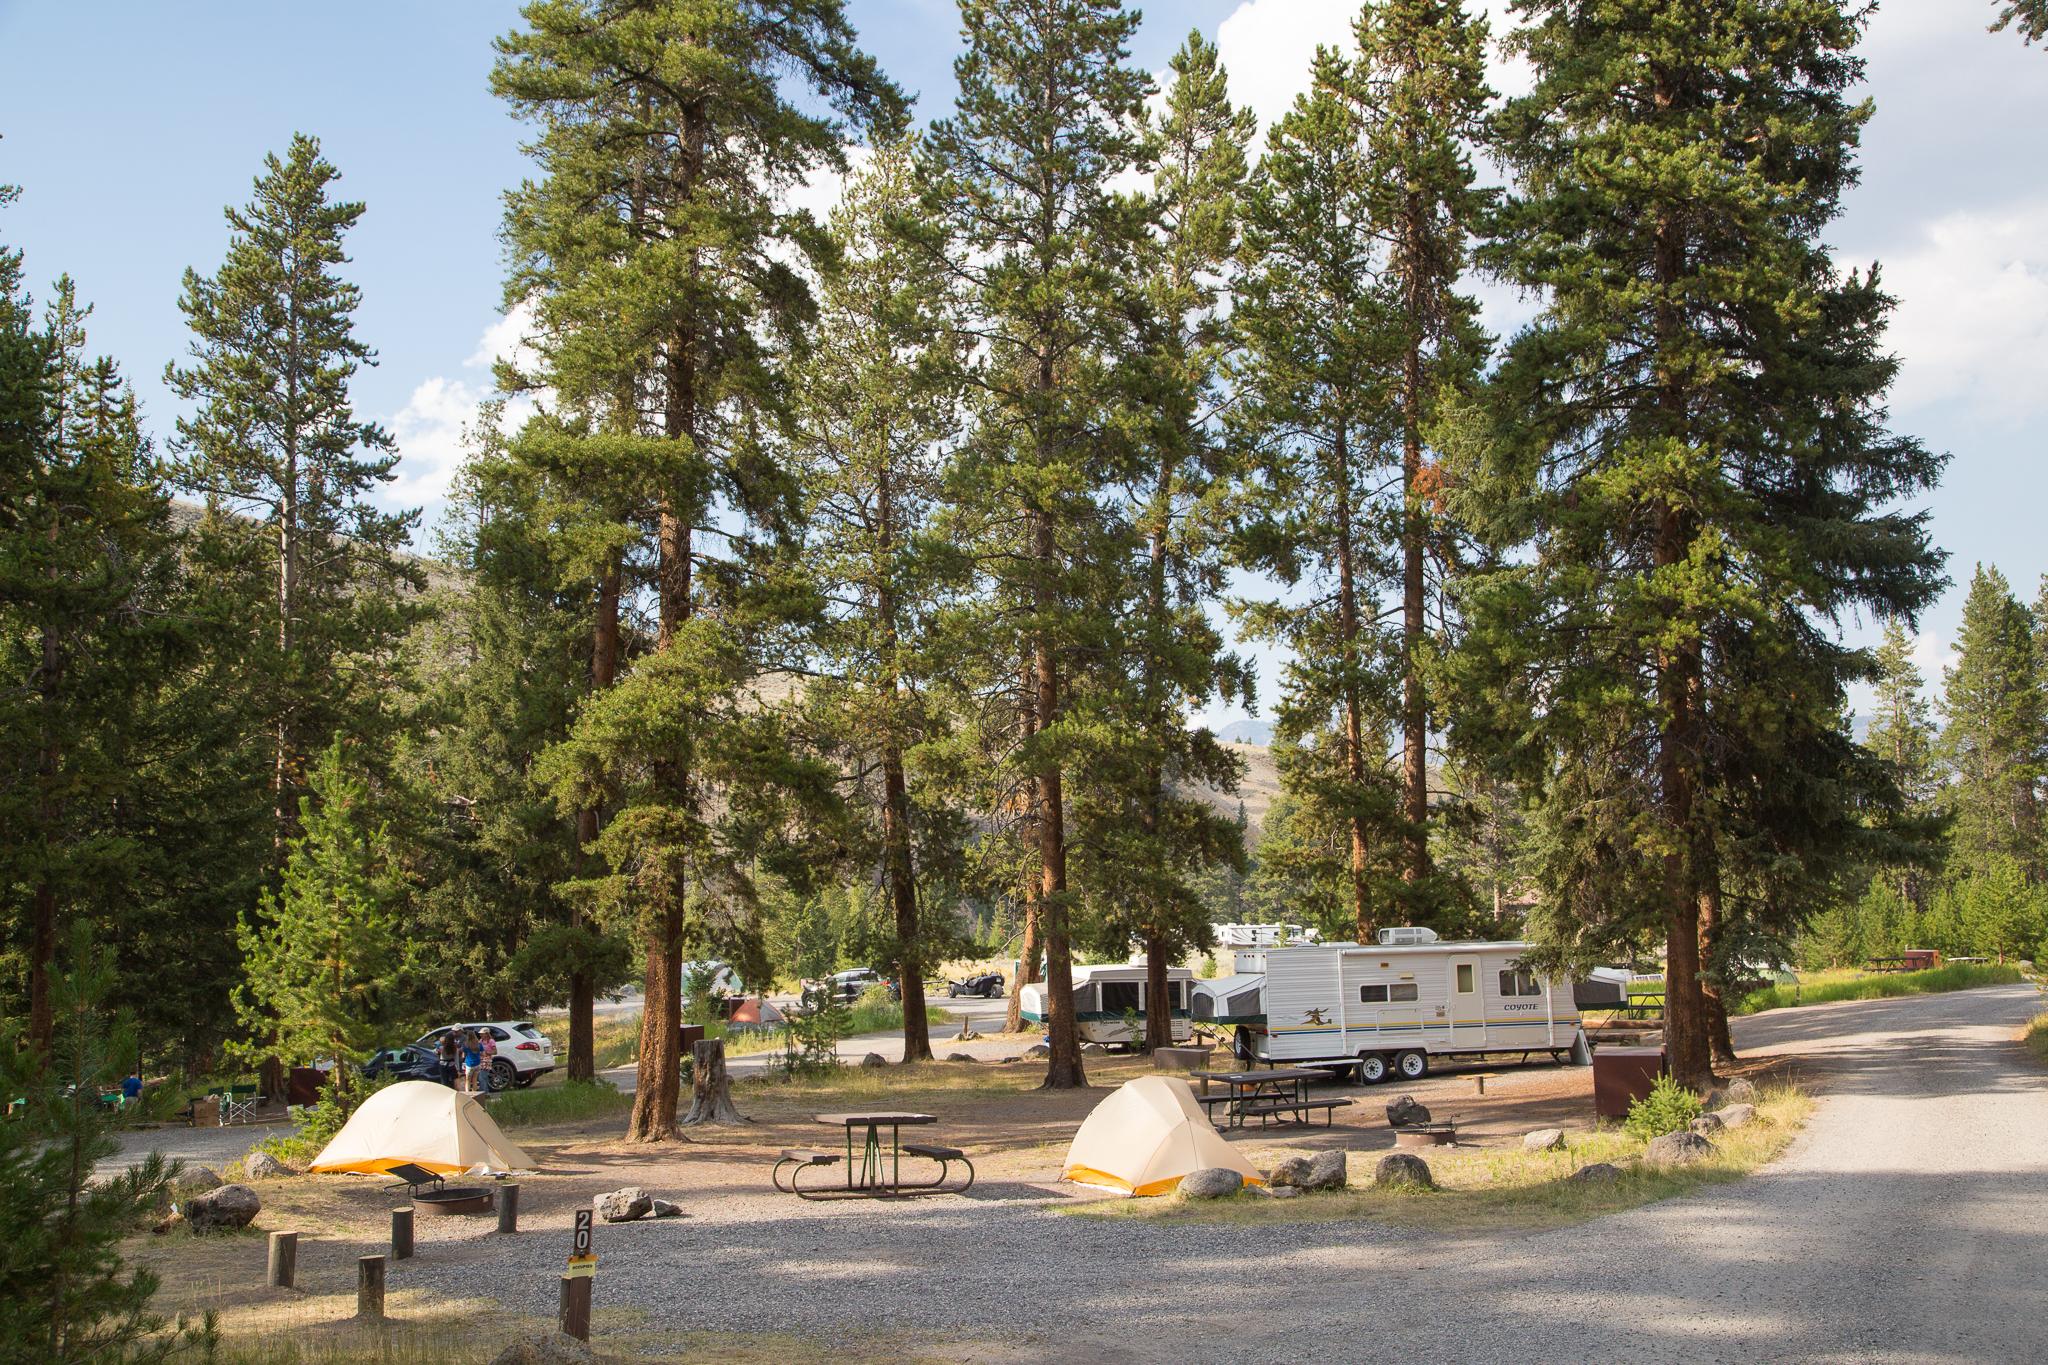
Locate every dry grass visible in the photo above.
<box><xmin>1073</xmin><ymin>1084</ymin><xmax>1813</xmax><ymax>1232</ymax></box>
<box><xmin>2022</xmin><ymin>1011</ymin><xmax>2048</xmax><ymax>1065</ymax></box>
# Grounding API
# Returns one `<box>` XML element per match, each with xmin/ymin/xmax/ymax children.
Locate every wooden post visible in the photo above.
<box><xmin>355</xmin><ymin>1255</ymin><xmax>385</xmax><ymax>1320</ymax></box>
<box><xmin>559</xmin><ymin>1274</ymin><xmax>591</xmax><ymax>1341</ymax></box>
<box><xmin>497</xmin><ymin>1183</ymin><xmax>519</xmax><ymax>1234</ymax></box>
<box><xmin>390</xmin><ymin>1207</ymin><xmax>414</xmax><ymax>1260</ymax></box>
<box><xmin>265</xmin><ymin>1231</ymin><xmax>297</xmax><ymax>1289</ymax></box>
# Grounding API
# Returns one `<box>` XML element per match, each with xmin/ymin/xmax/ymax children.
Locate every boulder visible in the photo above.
<box><xmin>595</xmin><ymin>1187</ymin><xmax>652</xmax><ymax>1223</ymax></box>
<box><xmin>1024</xmin><ymin>1042</ymin><xmax>1051</xmax><ymax>1058</ymax></box>
<box><xmin>1523</xmin><ymin>1128</ymin><xmax>1566</xmax><ymax>1153</ymax></box>
<box><xmin>1386</xmin><ymin>1095</ymin><xmax>1431</xmax><ymax>1129</ymax></box>
<box><xmin>1566</xmin><ymin>1162</ymin><xmax>1624</xmax><ymax>1186</ymax></box>
<box><xmin>1688</xmin><ymin>1112</ymin><xmax>1725</xmax><ymax>1137</ymax></box>
<box><xmin>1266</xmin><ymin>1156</ymin><xmax>1313</xmax><ymax>1189</ymax></box>
<box><xmin>1717</xmin><ymin>1102</ymin><xmax>1757</xmax><ymax>1130</ymax></box>
<box><xmin>1303</xmin><ymin>1150</ymin><xmax>1348</xmax><ymax>1192</ymax></box>
<box><xmin>859</xmin><ymin>1052</ymin><xmax>887</xmax><ymax>1069</ymax></box>
<box><xmin>176</xmin><ymin>1166</ymin><xmax>223</xmax><ymax>1194</ymax></box>
<box><xmin>1374</xmin><ymin>1153</ymin><xmax>1435</xmax><ymax>1190</ymax></box>
<box><xmin>489</xmin><ymin>1334</ymin><xmax>598</xmax><ymax>1365</ymax></box>
<box><xmin>242</xmin><ymin>1150</ymin><xmax>289</xmax><ymax>1180</ymax></box>
<box><xmin>184</xmin><ymin>1182</ymin><xmax>260</xmax><ymax>1233</ymax></box>
<box><xmin>1178</xmin><ymin>1167</ymin><xmax>1245</xmax><ymax>1199</ymax></box>
<box><xmin>648</xmin><ymin>1199</ymin><xmax>684</xmax><ymax>1219</ymax></box>
<box><xmin>1646</xmin><ymin>1131</ymin><xmax>1716</xmax><ymax>1166</ymax></box>
<box><xmin>1723</xmin><ymin>1077</ymin><xmax>1759</xmax><ymax>1105</ymax></box>
<box><xmin>1262</xmin><ymin>1185</ymin><xmax>1303</xmax><ymax>1200</ymax></box>
<box><xmin>945</xmin><ymin>1052</ymin><xmax>976</xmax><ymax>1063</ymax></box>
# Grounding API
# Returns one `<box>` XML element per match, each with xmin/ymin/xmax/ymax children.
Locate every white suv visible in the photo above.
<box><xmin>414</xmin><ymin>1020</ymin><xmax>556</xmax><ymax>1090</ymax></box>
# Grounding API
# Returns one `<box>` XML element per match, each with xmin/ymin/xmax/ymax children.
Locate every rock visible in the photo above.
<box><xmin>1303</xmin><ymin>1150</ymin><xmax>1348</xmax><ymax>1191</ymax></box>
<box><xmin>242</xmin><ymin>1150</ymin><xmax>289</xmax><ymax>1180</ymax></box>
<box><xmin>1386</xmin><ymin>1095</ymin><xmax>1431</xmax><ymax>1129</ymax></box>
<box><xmin>1566</xmin><ymin>1162</ymin><xmax>1624</xmax><ymax>1186</ymax></box>
<box><xmin>1267</xmin><ymin>1156</ymin><xmax>1313</xmax><ymax>1188</ymax></box>
<box><xmin>1717</xmin><ymin>1102</ymin><xmax>1757</xmax><ymax>1130</ymax></box>
<box><xmin>184</xmin><ymin>1182</ymin><xmax>260</xmax><ymax>1233</ymax></box>
<box><xmin>1646</xmin><ymin>1131</ymin><xmax>1716</xmax><ymax>1166</ymax></box>
<box><xmin>859</xmin><ymin>1053</ymin><xmax>887</xmax><ymax>1069</ymax></box>
<box><xmin>1723</xmin><ymin>1077</ymin><xmax>1758</xmax><ymax>1105</ymax></box>
<box><xmin>1374</xmin><ymin>1153</ymin><xmax>1435</xmax><ymax>1190</ymax></box>
<box><xmin>489</xmin><ymin>1334</ymin><xmax>598</xmax><ymax>1365</ymax></box>
<box><xmin>1263</xmin><ymin>1185</ymin><xmax>1303</xmax><ymax>1200</ymax></box>
<box><xmin>1523</xmin><ymin>1127</ymin><xmax>1566</xmax><ymax>1153</ymax></box>
<box><xmin>945</xmin><ymin>1052</ymin><xmax>976</xmax><ymax>1062</ymax></box>
<box><xmin>595</xmin><ymin>1186</ymin><xmax>652</xmax><ymax>1222</ymax></box>
<box><xmin>176</xmin><ymin>1166</ymin><xmax>223</xmax><ymax>1193</ymax></box>
<box><xmin>648</xmin><ymin>1198</ymin><xmax>684</xmax><ymax>1218</ymax></box>
<box><xmin>1689</xmin><ymin>1112</ymin><xmax>1725</xmax><ymax>1137</ymax></box>
<box><xmin>1024</xmin><ymin>1042</ymin><xmax>1051</xmax><ymax>1058</ymax></box>
<box><xmin>1178</xmin><ymin>1167</ymin><xmax>1245</xmax><ymax>1199</ymax></box>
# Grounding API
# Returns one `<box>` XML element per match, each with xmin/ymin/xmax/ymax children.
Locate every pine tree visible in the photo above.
<box><xmin>1993</xmin><ymin>0</ymin><xmax>2047</xmax><ymax>44</ymax></box>
<box><xmin>924</xmin><ymin>0</ymin><xmax>1155</xmax><ymax>1087</ymax></box>
<box><xmin>789</xmin><ymin>140</ymin><xmax>965</xmax><ymax>1064</ymax></box>
<box><xmin>1941</xmin><ymin>565</ymin><xmax>2044</xmax><ymax>876</ymax></box>
<box><xmin>1864</xmin><ymin>619</ymin><xmax>1941</xmax><ymax>908</ymax></box>
<box><xmin>495</xmin><ymin>0</ymin><xmax>903</xmax><ymax>1139</ymax></box>
<box><xmin>0</xmin><ymin>924</ymin><xmax>210</xmax><ymax>1362</ymax></box>
<box><xmin>1232</xmin><ymin>45</ymin><xmax>1404</xmax><ymax>942</ymax></box>
<box><xmin>233</xmin><ymin>737</ymin><xmax>402</xmax><ymax>1091</ymax></box>
<box><xmin>164</xmin><ymin>134</ymin><xmax>421</xmax><ymax>856</ymax></box>
<box><xmin>1352</xmin><ymin>0</ymin><xmax>1492</xmax><ymax>902</ymax></box>
<box><xmin>1461</xmin><ymin>0</ymin><xmax>1947</xmax><ymax>1087</ymax></box>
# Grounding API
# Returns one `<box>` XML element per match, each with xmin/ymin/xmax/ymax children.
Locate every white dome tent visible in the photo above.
<box><xmin>308</xmin><ymin>1080</ymin><xmax>532</xmax><ymax>1176</ymax></box>
<box><xmin>1061</xmin><ymin>1075</ymin><xmax>1265</xmax><ymax>1197</ymax></box>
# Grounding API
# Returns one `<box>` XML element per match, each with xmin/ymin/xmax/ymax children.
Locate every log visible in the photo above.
<box><xmin>678</xmin><ymin>1039</ymin><xmax>747</xmax><ymax>1127</ymax></box>
<box><xmin>356</xmin><ymin>1255</ymin><xmax>385</xmax><ymax>1320</ymax></box>
<box><xmin>391</xmin><ymin>1208</ymin><xmax>413</xmax><ymax>1260</ymax></box>
<box><xmin>559</xmin><ymin>1274</ymin><xmax>591</xmax><ymax>1341</ymax></box>
<box><xmin>265</xmin><ymin>1231</ymin><xmax>297</xmax><ymax>1289</ymax></box>
<box><xmin>496</xmin><ymin>1183</ymin><xmax>519</xmax><ymax>1234</ymax></box>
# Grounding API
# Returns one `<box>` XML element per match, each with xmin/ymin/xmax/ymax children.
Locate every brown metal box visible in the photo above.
<box><xmin>1593</xmin><ymin>1045</ymin><xmax>1666</xmax><ymax>1119</ymax></box>
<box><xmin>678</xmin><ymin>1024</ymin><xmax>707</xmax><ymax>1055</ymax></box>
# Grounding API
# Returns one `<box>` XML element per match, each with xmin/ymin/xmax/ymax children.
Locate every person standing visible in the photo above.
<box><xmin>460</xmin><ymin>1030</ymin><xmax>483</xmax><ymax>1093</ymax></box>
<box><xmin>436</xmin><ymin>1032</ymin><xmax>458</xmax><ymax>1088</ymax></box>
<box><xmin>477</xmin><ymin>1029</ymin><xmax>499</xmax><ymax>1094</ymax></box>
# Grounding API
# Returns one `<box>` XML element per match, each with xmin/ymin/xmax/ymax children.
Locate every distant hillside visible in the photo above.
<box><xmin>1217</xmin><ymin>718</ymin><xmax>1276</xmax><ymax>746</ymax></box>
<box><xmin>1189</xmin><ymin>740</ymin><xmax>1281</xmax><ymax>845</ymax></box>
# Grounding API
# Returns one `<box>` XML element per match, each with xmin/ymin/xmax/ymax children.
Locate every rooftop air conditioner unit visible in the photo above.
<box><xmin>1375</xmin><ymin>926</ymin><xmax>1440</xmax><ymax>946</ymax></box>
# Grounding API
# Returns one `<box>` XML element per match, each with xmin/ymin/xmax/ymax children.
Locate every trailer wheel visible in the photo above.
<box><xmin>1395</xmin><ymin>1049</ymin><xmax>1428</xmax><ymax>1080</ymax></box>
<box><xmin>1357</xmin><ymin>1053</ymin><xmax>1390</xmax><ymax>1084</ymax></box>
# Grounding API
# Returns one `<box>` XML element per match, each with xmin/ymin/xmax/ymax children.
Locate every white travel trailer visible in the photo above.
<box><xmin>1203</xmin><ymin>928</ymin><xmax>1586</xmax><ymax>1083</ymax></box>
<box><xmin>1019</xmin><ymin>962</ymin><xmax>1195</xmax><ymax>1048</ymax></box>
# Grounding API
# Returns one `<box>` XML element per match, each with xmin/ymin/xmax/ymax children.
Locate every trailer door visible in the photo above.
<box><xmin>1447</xmin><ymin>956</ymin><xmax>1486</xmax><ymax>1049</ymax></box>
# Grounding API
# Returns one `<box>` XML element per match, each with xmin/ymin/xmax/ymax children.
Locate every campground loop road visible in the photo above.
<box><xmin>406</xmin><ymin>982</ymin><xmax>2048</xmax><ymax>1363</ymax></box>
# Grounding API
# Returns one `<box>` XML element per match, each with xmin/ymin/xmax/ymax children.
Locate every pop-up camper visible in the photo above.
<box><xmin>1019</xmin><ymin>962</ymin><xmax>1194</xmax><ymax>1048</ymax></box>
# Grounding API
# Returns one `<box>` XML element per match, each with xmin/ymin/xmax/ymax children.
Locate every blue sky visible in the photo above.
<box><xmin>2</xmin><ymin>0</ymin><xmax>2044</xmax><ymax>731</ymax></box>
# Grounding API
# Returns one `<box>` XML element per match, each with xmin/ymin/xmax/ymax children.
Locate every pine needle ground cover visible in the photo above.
<box><xmin>1732</xmin><ymin>964</ymin><xmax>2022</xmax><ymax>1014</ymax></box>
<box><xmin>1077</xmin><ymin>1086</ymin><xmax>1811</xmax><ymax>1232</ymax></box>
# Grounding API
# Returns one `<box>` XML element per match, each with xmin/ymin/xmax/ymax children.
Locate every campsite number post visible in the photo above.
<box><xmin>560</xmin><ymin>1207</ymin><xmax>596</xmax><ymax>1340</ymax></box>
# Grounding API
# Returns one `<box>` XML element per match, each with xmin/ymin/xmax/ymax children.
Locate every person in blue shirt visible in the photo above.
<box><xmin>121</xmin><ymin>1075</ymin><xmax>142</xmax><ymax>1107</ymax></box>
<box><xmin>460</xmin><ymin>1031</ymin><xmax>483</xmax><ymax>1093</ymax></box>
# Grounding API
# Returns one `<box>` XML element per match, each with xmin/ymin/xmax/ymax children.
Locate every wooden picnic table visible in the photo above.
<box><xmin>815</xmin><ymin>1111</ymin><xmax>937</xmax><ymax>1194</ymax></box>
<box><xmin>1187</xmin><ymin>1068</ymin><xmax>1336</xmax><ymax>1130</ymax></box>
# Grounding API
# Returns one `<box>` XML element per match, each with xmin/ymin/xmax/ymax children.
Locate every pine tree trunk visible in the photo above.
<box><xmin>1143</xmin><ymin>929</ymin><xmax>1171</xmax><ymax>1054</ymax></box>
<box><xmin>1033</xmin><ymin>505</ymin><xmax>1086</xmax><ymax>1090</ymax></box>
<box><xmin>1142</xmin><ymin>445</ymin><xmax>1175</xmax><ymax>1056</ymax></box>
<box><xmin>1332</xmin><ymin>420</ymin><xmax>1373</xmax><ymax>943</ymax></box>
<box><xmin>876</xmin><ymin>462</ymin><xmax>930</xmax><ymax>1064</ymax></box>
<box><xmin>28</xmin><ymin>608</ymin><xmax>58</xmax><ymax>1053</ymax></box>
<box><xmin>568</xmin><ymin>558</ymin><xmax>621</xmax><ymax>1085</ymax></box>
<box><xmin>1398</xmin><ymin>239</ymin><xmax>1431</xmax><ymax>896</ymax></box>
<box><xmin>1699</xmin><ymin>878</ymin><xmax>1738</xmax><ymax>1066</ymax></box>
<box><xmin>1005</xmin><ymin>652</ymin><xmax>1040</xmax><ymax>1036</ymax></box>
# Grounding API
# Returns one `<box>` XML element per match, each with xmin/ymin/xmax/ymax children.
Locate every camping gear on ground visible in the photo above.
<box><xmin>1592</xmin><ymin>1046</ymin><xmax>1667</xmax><ymax>1119</ymax></box>
<box><xmin>1061</xmin><ymin>1075</ymin><xmax>1266</xmax><ymax>1197</ymax></box>
<box><xmin>1019</xmin><ymin>962</ymin><xmax>1195</xmax><ymax>1048</ymax></box>
<box><xmin>307</xmin><ymin>1079</ymin><xmax>532</xmax><ymax>1175</ymax></box>
<box><xmin>775</xmin><ymin>1111</ymin><xmax>974</xmax><ymax>1199</ymax></box>
<box><xmin>217</xmin><ymin>1083</ymin><xmax>260</xmax><ymax>1126</ymax></box>
<box><xmin>1188</xmin><ymin>1068</ymin><xmax>1352</xmax><ymax>1129</ymax></box>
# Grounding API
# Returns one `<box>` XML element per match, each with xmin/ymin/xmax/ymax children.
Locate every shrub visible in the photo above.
<box><xmin>1624</xmin><ymin>1074</ymin><xmax>1704</xmax><ymax>1141</ymax></box>
<box><xmin>254</xmin><ymin>1072</ymin><xmax>392</xmax><ymax>1168</ymax></box>
<box><xmin>776</xmin><ymin>985</ymin><xmax>852</xmax><ymax>1078</ymax></box>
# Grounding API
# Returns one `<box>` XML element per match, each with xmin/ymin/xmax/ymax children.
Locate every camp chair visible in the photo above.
<box><xmin>217</xmin><ymin>1084</ymin><xmax>260</xmax><ymax>1126</ymax></box>
<box><xmin>382</xmin><ymin>1162</ymin><xmax>447</xmax><ymax>1195</ymax></box>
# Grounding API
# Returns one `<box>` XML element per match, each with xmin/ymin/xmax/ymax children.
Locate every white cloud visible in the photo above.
<box><xmin>384</xmin><ymin>305</ymin><xmax>541</xmax><ymax>522</ymax></box>
<box><xmin>466</xmin><ymin>296</ymin><xmax>539</xmax><ymax>376</ymax></box>
<box><xmin>1866</xmin><ymin>201</ymin><xmax>2048</xmax><ymax>421</ymax></box>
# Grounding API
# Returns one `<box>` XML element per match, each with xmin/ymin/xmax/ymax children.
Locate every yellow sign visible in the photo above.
<box><xmin>565</xmin><ymin>1254</ymin><xmax>598</xmax><ymax>1279</ymax></box>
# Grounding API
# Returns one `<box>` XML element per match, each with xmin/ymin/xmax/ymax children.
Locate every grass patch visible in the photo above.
<box><xmin>1073</xmin><ymin>1084</ymin><xmax>1812</xmax><ymax>1232</ymax></box>
<box><xmin>2022</xmin><ymin>1012</ymin><xmax>2048</xmax><ymax>1065</ymax></box>
<box><xmin>480</xmin><ymin>1078</ymin><xmax>631</xmax><ymax>1129</ymax></box>
<box><xmin>1732</xmin><ymin>962</ymin><xmax>2022</xmax><ymax>1014</ymax></box>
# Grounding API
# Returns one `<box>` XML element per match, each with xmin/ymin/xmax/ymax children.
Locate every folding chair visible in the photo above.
<box><xmin>382</xmin><ymin>1162</ymin><xmax>447</xmax><ymax>1195</ymax></box>
<box><xmin>217</xmin><ymin>1085</ymin><xmax>260</xmax><ymax>1126</ymax></box>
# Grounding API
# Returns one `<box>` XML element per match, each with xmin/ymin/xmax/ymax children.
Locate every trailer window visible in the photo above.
<box><xmin>1101</xmin><ymin>981</ymin><xmax>1140</xmax><ymax>1014</ymax></box>
<box><xmin>1360</xmin><ymin>984</ymin><xmax>1389</xmax><ymax>1003</ymax></box>
<box><xmin>1361</xmin><ymin>982</ymin><xmax>1419</xmax><ymax>1003</ymax></box>
<box><xmin>1389</xmin><ymin>982</ymin><xmax>1418</xmax><ymax>1001</ymax></box>
<box><xmin>1500</xmin><ymin>967</ymin><xmax>1543</xmax><ymax>997</ymax></box>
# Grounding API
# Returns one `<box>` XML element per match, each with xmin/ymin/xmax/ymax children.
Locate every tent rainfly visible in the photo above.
<box><xmin>308</xmin><ymin>1080</ymin><xmax>532</xmax><ymax>1176</ymax></box>
<box><xmin>1061</xmin><ymin>1075</ymin><xmax>1265</xmax><ymax>1197</ymax></box>
<box><xmin>725</xmin><ymin>995</ymin><xmax>786</xmax><ymax>1027</ymax></box>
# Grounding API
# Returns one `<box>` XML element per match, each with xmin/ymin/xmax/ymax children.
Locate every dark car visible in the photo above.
<box><xmin>822</xmin><ymin>968</ymin><xmax>898</xmax><ymax>1004</ymax></box>
<box><xmin>362</xmin><ymin>1045</ymin><xmax>444</xmax><ymax>1084</ymax></box>
<box><xmin>947</xmin><ymin>971</ymin><xmax>1005</xmax><ymax>999</ymax></box>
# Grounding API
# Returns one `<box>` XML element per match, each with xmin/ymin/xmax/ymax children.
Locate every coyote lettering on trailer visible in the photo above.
<box><xmin>1301</xmin><ymin>1008</ymin><xmax>1332</xmax><ymax>1026</ymax></box>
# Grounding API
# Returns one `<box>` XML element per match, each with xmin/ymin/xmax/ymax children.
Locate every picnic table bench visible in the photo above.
<box><xmin>1190</xmin><ymin>1069</ymin><xmax>1352</xmax><ymax>1130</ymax></box>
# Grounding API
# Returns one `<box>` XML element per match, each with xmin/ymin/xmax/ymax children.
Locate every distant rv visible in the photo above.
<box><xmin>1018</xmin><ymin>962</ymin><xmax>1195</xmax><ymax>1049</ymax></box>
<box><xmin>1192</xmin><ymin>927</ymin><xmax>1597</xmax><ymax>1083</ymax></box>
<box><xmin>1214</xmin><ymin>922</ymin><xmax>1321</xmax><ymax>949</ymax></box>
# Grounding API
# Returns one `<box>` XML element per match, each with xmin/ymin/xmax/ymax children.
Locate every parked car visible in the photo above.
<box><xmin>807</xmin><ymin>968</ymin><xmax>898</xmax><ymax>1005</ymax></box>
<box><xmin>362</xmin><ymin>1045</ymin><xmax>444</xmax><ymax>1084</ymax></box>
<box><xmin>413</xmin><ymin>1020</ymin><xmax>556</xmax><ymax>1090</ymax></box>
<box><xmin>947</xmin><ymin>970</ymin><xmax>1005</xmax><ymax>999</ymax></box>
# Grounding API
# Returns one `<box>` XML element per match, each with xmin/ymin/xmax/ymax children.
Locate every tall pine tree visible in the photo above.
<box><xmin>1940</xmin><ymin>565</ymin><xmax>2044</xmax><ymax>877</ymax></box>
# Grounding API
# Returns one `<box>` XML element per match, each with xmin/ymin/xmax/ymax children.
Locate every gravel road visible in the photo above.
<box><xmin>406</xmin><ymin>982</ymin><xmax>2048</xmax><ymax>1362</ymax></box>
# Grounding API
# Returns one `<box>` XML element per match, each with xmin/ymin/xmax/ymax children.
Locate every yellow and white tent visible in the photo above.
<box><xmin>1061</xmin><ymin>1075</ymin><xmax>1265</xmax><ymax>1197</ymax></box>
<box><xmin>308</xmin><ymin>1080</ymin><xmax>532</xmax><ymax>1176</ymax></box>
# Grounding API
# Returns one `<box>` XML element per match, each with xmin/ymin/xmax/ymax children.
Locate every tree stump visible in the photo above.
<box><xmin>678</xmin><ymin>1039</ymin><xmax>747</xmax><ymax>1127</ymax></box>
